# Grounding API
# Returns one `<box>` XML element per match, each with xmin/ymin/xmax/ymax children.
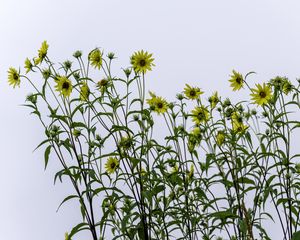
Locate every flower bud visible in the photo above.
<box><xmin>176</xmin><ymin>93</ymin><xmax>184</xmax><ymax>100</ymax></box>
<box><xmin>72</xmin><ymin>129</ymin><xmax>81</xmax><ymax>137</ymax></box>
<box><xmin>107</xmin><ymin>52</ymin><xmax>115</xmax><ymax>60</ymax></box>
<box><xmin>223</xmin><ymin>98</ymin><xmax>231</xmax><ymax>107</ymax></box>
<box><xmin>123</xmin><ymin>68</ymin><xmax>132</xmax><ymax>78</ymax></box>
<box><xmin>133</xmin><ymin>114</ymin><xmax>139</xmax><ymax>121</ymax></box>
<box><xmin>63</xmin><ymin>60</ymin><xmax>72</xmax><ymax>70</ymax></box>
<box><xmin>73</xmin><ymin>50</ymin><xmax>82</xmax><ymax>59</ymax></box>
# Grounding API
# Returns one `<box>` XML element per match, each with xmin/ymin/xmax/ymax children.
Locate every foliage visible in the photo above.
<box><xmin>8</xmin><ymin>41</ymin><xmax>300</xmax><ymax>240</ymax></box>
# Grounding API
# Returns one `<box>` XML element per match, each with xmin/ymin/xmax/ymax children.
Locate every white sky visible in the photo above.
<box><xmin>1</xmin><ymin>0</ymin><xmax>300</xmax><ymax>239</ymax></box>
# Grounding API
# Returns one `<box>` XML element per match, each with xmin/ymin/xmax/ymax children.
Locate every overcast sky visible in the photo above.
<box><xmin>1</xmin><ymin>0</ymin><xmax>300</xmax><ymax>239</ymax></box>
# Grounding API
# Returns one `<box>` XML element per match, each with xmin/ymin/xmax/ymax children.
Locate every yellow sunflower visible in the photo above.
<box><xmin>34</xmin><ymin>41</ymin><xmax>49</xmax><ymax>65</ymax></box>
<box><xmin>282</xmin><ymin>79</ymin><xmax>293</xmax><ymax>95</ymax></box>
<box><xmin>140</xmin><ymin>167</ymin><xmax>147</xmax><ymax>176</ymax></box>
<box><xmin>146</xmin><ymin>91</ymin><xmax>157</xmax><ymax>106</ymax></box>
<box><xmin>105</xmin><ymin>157</ymin><xmax>119</xmax><ymax>174</ymax></box>
<box><xmin>191</xmin><ymin>106</ymin><xmax>210</xmax><ymax>125</ymax></box>
<box><xmin>146</xmin><ymin>92</ymin><xmax>168</xmax><ymax>114</ymax></box>
<box><xmin>55</xmin><ymin>76</ymin><xmax>73</xmax><ymax>98</ymax></box>
<box><xmin>97</xmin><ymin>78</ymin><xmax>108</xmax><ymax>88</ymax></box>
<box><xmin>170</xmin><ymin>164</ymin><xmax>179</xmax><ymax>174</ymax></box>
<box><xmin>250</xmin><ymin>83</ymin><xmax>272</xmax><ymax>106</ymax></box>
<box><xmin>183</xmin><ymin>84</ymin><xmax>203</xmax><ymax>100</ymax></box>
<box><xmin>89</xmin><ymin>49</ymin><xmax>103</xmax><ymax>69</ymax></box>
<box><xmin>209</xmin><ymin>91</ymin><xmax>219</xmax><ymax>109</ymax></box>
<box><xmin>188</xmin><ymin>127</ymin><xmax>202</xmax><ymax>146</ymax></box>
<box><xmin>80</xmin><ymin>83</ymin><xmax>90</xmax><ymax>101</ymax></box>
<box><xmin>130</xmin><ymin>50</ymin><xmax>155</xmax><ymax>74</ymax></box>
<box><xmin>8</xmin><ymin>67</ymin><xmax>21</xmax><ymax>88</ymax></box>
<box><xmin>24</xmin><ymin>58</ymin><xmax>33</xmax><ymax>74</ymax></box>
<box><xmin>191</xmin><ymin>127</ymin><xmax>202</xmax><ymax>139</ymax></box>
<box><xmin>231</xmin><ymin>112</ymin><xmax>248</xmax><ymax>133</ymax></box>
<box><xmin>96</xmin><ymin>79</ymin><xmax>110</xmax><ymax>95</ymax></box>
<box><xmin>153</xmin><ymin>96</ymin><xmax>168</xmax><ymax>114</ymax></box>
<box><xmin>72</xmin><ymin>128</ymin><xmax>81</xmax><ymax>137</ymax></box>
<box><xmin>229</xmin><ymin>70</ymin><xmax>244</xmax><ymax>91</ymax></box>
<box><xmin>270</xmin><ymin>76</ymin><xmax>284</xmax><ymax>89</ymax></box>
<box><xmin>187</xmin><ymin>164</ymin><xmax>194</xmax><ymax>181</ymax></box>
<box><xmin>64</xmin><ymin>232</ymin><xmax>69</xmax><ymax>240</ymax></box>
<box><xmin>119</xmin><ymin>136</ymin><xmax>134</xmax><ymax>150</ymax></box>
<box><xmin>216</xmin><ymin>131</ymin><xmax>225</xmax><ymax>146</ymax></box>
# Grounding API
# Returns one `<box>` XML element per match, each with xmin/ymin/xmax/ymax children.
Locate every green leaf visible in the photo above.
<box><xmin>237</xmin><ymin>177</ymin><xmax>255</xmax><ymax>185</ymax></box>
<box><xmin>245</xmin><ymin>71</ymin><xmax>256</xmax><ymax>79</ymax></box>
<box><xmin>238</xmin><ymin>219</ymin><xmax>247</xmax><ymax>234</ymax></box>
<box><xmin>292</xmin><ymin>231</ymin><xmax>300</xmax><ymax>240</ymax></box>
<box><xmin>211</xmin><ymin>210</ymin><xmax>237</xmax><ymax>219</ymax></box>
<box><xmin>34</xmin><ymin>139</ymin><xmax>51</xmax><ymax>152</ymax></box>
<box><xmin>137</xmin><ymin>221</ymin><xmax>145</xmax><ymax>240</ymax></box>
<box><xmin>69</xmin><ymin>222</ymin><xmax>89</xmax><ymax>238</ymax></box>
<box><xmin>152</xmin><ymin>185</ymin><xmax>165</xmax><ymax>195</ymax></box>
<box><xmin>71</xmin><ymin>122</ymin><xmax>86</xmax><ymax>128</ymax></box>
<box><xmin>276</xmin><ymin>198</ymin><xmax>289</xmax><ymax>206</ymax></box>
<box><xmin>56</xmin><ymin>195</ymin><xmax>78</xmax><ymax>212</ymax></box>
<box><xmin>44</xmin><ymin>145</ymin><xmax>51</xmax><ymax>170</ymax></box>
<box><xmin>266</xmin><ymin>175</ymin><xmax>276</xmax><ymax>187</ymax></box>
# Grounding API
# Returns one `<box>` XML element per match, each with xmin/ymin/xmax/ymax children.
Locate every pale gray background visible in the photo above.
<box><xmin>1</xmin><ymin>0</ymin><xmax>300</xmax><ymax>239</ymax></box>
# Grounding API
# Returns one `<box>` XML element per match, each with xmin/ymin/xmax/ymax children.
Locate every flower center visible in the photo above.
<box><xmin>157</xmin><ymin>102</ymin><xmax>163</xmax><ymax>108</ymax></box>
<box><xmin>94</xmin><ymin>55</ymin><xmax>100</xmax><ymax>62</ymax></box>
<box><xmin>110</xmin><ymin>162</ymin><xmax>116</xmax><ymax>169</ymax></box>
<box><xmin>39</xmin><ymin>52</ymin><xmax>46</xmax><ymax>59</ymax></box>
<box><xmin>285</xmin><ymin>84</ymin><xmax>291</xmax><ymax>90</ymax></box>
<box><xmin>99</xmin><ymin>79</ymin><xmax>108</xmax><ymax>86</ymax></box>
<box><xmin>13</xmin><ymin>73</ymin><xmax>19</xmax><ymax>80</ymax></box>
<box><xmin>236</xmin><ymin>77</ymin><xmax>242</xmax><ymax>84</ymax></box>
<box><xmin>259</xmin><ymin>91</ymin><xmax>266</xmax><ymax>98</ymax></box>
<box><xmin>237</xmin><ymin>117</ymin><xmax>243</xmax><ymax>123</ymax></box>
<box><xmin>62</xmin><ymin>81</ymin><xmax>70</xmax><ymax>90</ymax></box>
<box><xmin>190</xmin><ymin>90</ymin><xmax>196</xmax><ymax>96</ymax></box>
<box><xmin>139</xmin><ymin>59</ymin><xmax>146</xmax><ymax>67</ymax></box>
<box><xmin>197</xmin><ymin>111</ymin><xmax>205</xmax><ymax>120</ymax></box>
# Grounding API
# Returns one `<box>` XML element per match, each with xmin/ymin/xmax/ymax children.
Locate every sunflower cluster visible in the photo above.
<box><xmin>8</xmin><ymin>41</ymin><xmax>300</xmax><ymax>240</ymax></box>
<box><xmin>231</xmin><ymin>112</ymin><xmax>248</xmax><ymax>133</ymax></box>
<box><xmin>228</xmin><ymin>70</ymin><xmax>276</xmax><ymax>108</ymax></box>
<box><xmin>146</xmin><ymin>91</ymin><xmax>169</xmax><ymax>114</ymax></box>
<box><xmin>269</xmin><ymin>76</ymin><xmax>293</xmax><ymax>95</ymax></box>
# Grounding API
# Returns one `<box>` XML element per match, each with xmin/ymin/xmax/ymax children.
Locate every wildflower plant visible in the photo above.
<box><xmin>8</xmin><ymin>42</ymin><xmax>300</xmax><ymax>240</ymax></box>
